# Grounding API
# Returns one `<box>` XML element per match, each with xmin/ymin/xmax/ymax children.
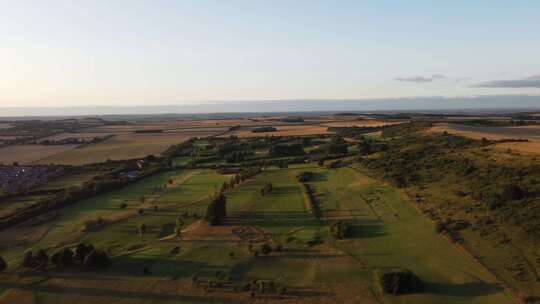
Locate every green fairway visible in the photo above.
<box><xmin>307</xmin><ymin>167</ymin><xmax>514</xmax><ymax>304</ymax></box>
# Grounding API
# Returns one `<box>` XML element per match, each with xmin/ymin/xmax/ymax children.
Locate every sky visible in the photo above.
<box><xmin>0</xmin><ymin>0</ymin><xmax>539</xmax><ymax>108</ymax></box>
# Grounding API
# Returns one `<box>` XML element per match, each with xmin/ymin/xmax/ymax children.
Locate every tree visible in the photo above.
<box><xmin>0</xmin><ymin>257</ymin><xmax>6</xmax><ymax>271</ymax></box>
<box><xmin>83</xmin><ymin>250</ymin><xmax>110</xmax><ymax>270</ymax></box>
<box><xmin>330</xmin><ymin>221</ymin><xmax>351</xmax><ymax>239</ymax></box>
<box><xmin>139</xmin><ymin>223</ymin><xmax>147</xmax><ymax>241</ymax></box>
<box><xmin>75</xmin><ymin>243</ymin><xmax>94</xmax><ymax>263</ymax></box>
<box><xmin>204</xmin><ymin>193</ymin><xmax>227</xmax><ymax>225</ymax></box>
<box><xmin>22</xmin><ymin>250</ymin><xmax>35</xmax><ymax>268</ymax></box>
<box><xmin>260</xmin><ymin>182</ymin><xmax>273</xmax><ymax>196</ymax></box>
<box><xmin>52</xmin><ymin>248</ymin><xmax>74</xmax><ymax>268</ymax></box>
<box><xmin>221</xmin><ymin>182</ymin><xmax>229</xmax><ymax>193</ymax></box>
<box><xmin>35</xmin><ymin>249</ymin><xmax>49</xmax><ymax>269</ymax></box>
<box><xmin>260</xmin><ymin>243</ymin><xmax>272</xmax><ymax>255</ymax></box>
<box><xmin>175</xmin><ymin>216</ymin><xmax>184</xmax><ymax>237</ymax></box>
<box><xmin>120</xmin><ymin>201</ymin><xmax>128</xmax><ymax>209</ymax></box>
<box><xmin>378</xmin><ymin>269</ymin><xmax>424</xmax><ymax>295</ymax></box>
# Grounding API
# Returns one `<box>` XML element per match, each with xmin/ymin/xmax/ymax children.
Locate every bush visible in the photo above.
<box><xmin>331</xmin><ymin>221</ymin><xmax>351</xmax><ymax>239</ymax></box>
<box><xmin>268</xmin><ymin>144</ymin><xmax>305</xmax><ymax>157</ymax></box>
<box><xmin>252</xmin><ymin>126</ymin><xmax>277</xmax><ymax>133</ymax></box>
<box><xmin>296</xmin><ymin>171</ymin><xmax>313</xmax><ymax>182</ymax></box>
<box><xmin>377</xmin><ymin>269</ymin><xmax>424</xmax><ymax>295</ymax></box>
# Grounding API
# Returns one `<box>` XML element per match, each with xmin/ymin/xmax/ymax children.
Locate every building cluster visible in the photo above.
<box><xmin>0</xmin><ymin>165</ymin><xmax>64</xmax><ymax>194</ymax></box>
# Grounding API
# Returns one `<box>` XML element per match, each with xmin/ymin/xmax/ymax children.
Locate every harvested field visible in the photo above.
<box><xmin>0</xmin><ymin>144</ymin><xmax>79</xmax><ymax>164</ymax></box>
<box><xmin>0</xmin><ymin>135</ymin><xmax>24</xmax><ymax>140</ymax></box>
<box><xmin>0</xmin><ymin>289</ymin><xmax>37</xmax><ymax>304</ymax></box>
<box><xmin>429</xmin><ymin>123</ymin><xmax>540</xmax><ymax>140</ymax></box>
<box><xmin>35</xmin><ymin>131</ymin><xmax>220</xmax><ymax>165</ymax></box>
<box><xmin>226</xmin><ymin>124</ymin><xmax>330</xmax><ymax>138</ymax></box>
<box><xmin>85</xmin><ymin>123</ymin><xmax>178</xmax><ymax>133</ymax></box>
<box><xmin>429</xmin><ymin>123</ymin><xmax>540</xmax><ymax>154</ymax></box>
<box><xmin>321</xmin><ymin>119</ymin><xmax>404</xmax><ymax>128</ymax></box>
<box><xmin>497</xmin><ymin>140</ymin><xmax>540</xmax><ymax>154</ymax></box>
<box><xmin>41</xmin><ymin>132</ymin><xmax>119</xmax><ymax>141</ymax></box>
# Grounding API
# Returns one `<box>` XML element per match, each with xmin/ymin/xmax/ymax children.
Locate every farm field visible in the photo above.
<box><xmin>429</xmin><ymin>123</ymin><xmax>540</xmax><ymax>154</ymax></box>
<box><xmin>41</xmin><ymin>132</ymin><xmax>119</xmax><ymax>141</ymax></box>
<box><xmin>1</xmin><ymin>116</ymin><xmax>539</xmax><ymax>303</ymax></box>
<box><xmin>0</xmin><ymin>164</ymin><xmax>515</xmax><ymax>303</ymax></box>
<box><xmin>34</xmin><ymin>131</ymin><xmax>221</xmax><ymax>165</ymax></box>
<box><xmin>429</xmin><ymin>123</ymin><xmax>540</xmax><ymax>140</ymax></box>
<box><xmin>321</xmin><ymin>119</ymin><xmax>403</xmax><ymax>128</ymax></box>
<box><xmin>0</xmin><ymin>144</ymin><xmax>79</xmax><ymax>165</ymax></box>
<box><xmin>226</xmin><ymin>125</ymin><xmax>330</xmax><ymax>138</ymax></box>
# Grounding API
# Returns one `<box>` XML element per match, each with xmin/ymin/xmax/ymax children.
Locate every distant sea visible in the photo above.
<box><xmin>1</xmin><ymin>95</ymin><xmax>539</xmax><ymax>118</ymax></box>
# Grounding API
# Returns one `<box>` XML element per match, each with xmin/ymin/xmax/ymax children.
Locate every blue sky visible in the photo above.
<box><xmin>1</xmin><ymin>0</ymin><xmax>539</xmax><ymax>107</ymax></box>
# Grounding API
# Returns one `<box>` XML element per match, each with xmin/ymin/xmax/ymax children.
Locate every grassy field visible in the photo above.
<box><xmin>0</xmin><ymin>165</ymin><xmax>517</xmax><ymax>303</ymax></box>
<box><xmin>0</xmin><ymin>144</ymin><xmax>79</xmax><ymax>165</ymax></box>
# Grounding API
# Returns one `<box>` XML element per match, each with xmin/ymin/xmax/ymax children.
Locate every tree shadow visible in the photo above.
<box><xmin>0</xmin><ymin>281</ymin><xmax>236</xmax><ymax>303</ymax></box>
<box><xmin>424</xmin><ymin>281</ymin><xmax>503</xmax><ymax>297</ymax></box>
<box><xmin>309</xmin><ymin>171</ymin><xmax>328</xmax><ymax>182</ymax></box>
<box><xmin>271</xmin><ymin>186</ymin><xmax>301</xmax><ymax>196</ymax></box>
<box><xmin>347</xmin><ymin>223</ymin><xmax>386</xmax><ymax>239</ymax></box>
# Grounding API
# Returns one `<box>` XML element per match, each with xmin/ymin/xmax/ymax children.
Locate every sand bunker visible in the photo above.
<box><xmin>165</xmin><ymin>220</ymin><xmax>267</xmax><ymax>242</ymax></box>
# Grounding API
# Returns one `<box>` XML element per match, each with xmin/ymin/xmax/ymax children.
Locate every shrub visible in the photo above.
<box><xmin>377</xmin><ymin>269</ymin><xmax>424</xmax><ymax>295</ymax></box>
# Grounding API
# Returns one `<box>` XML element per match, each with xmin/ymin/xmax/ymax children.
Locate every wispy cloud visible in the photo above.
<box><xmin>475</xmin><ymin>75</ymin><xmax>540</xmax><ymax>88</ymax></box>
<box><xmin>395</xmin><ymin>74</ymin><xmax>446</xmax><ymax>83</ymax></box>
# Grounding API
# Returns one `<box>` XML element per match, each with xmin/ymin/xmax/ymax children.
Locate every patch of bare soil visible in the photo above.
<box><xmin>170</xmin><ymin>220</ymin><xmax>268</xmax><ymax>242</ymax></box>
<box><xmin>0</xmin><ymin>288</ymin><xmax>37</xmax><ymax>304</ymax></box>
